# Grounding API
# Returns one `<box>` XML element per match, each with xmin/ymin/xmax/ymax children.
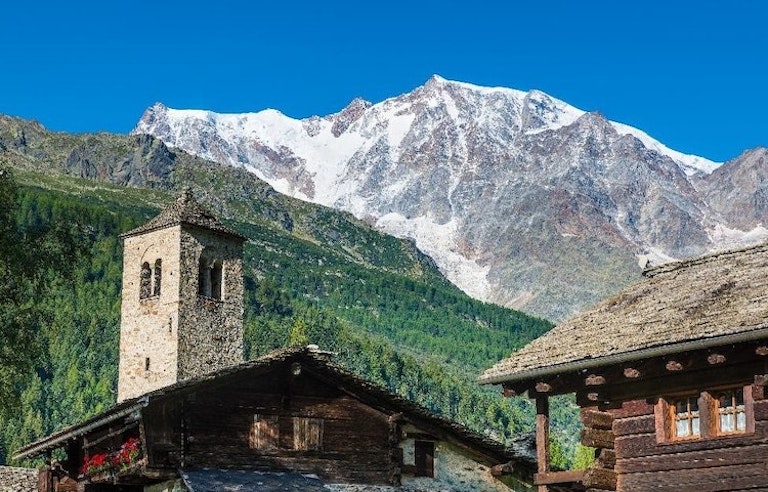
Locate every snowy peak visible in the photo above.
<box><xmin>330</xmin><ymin>97</ymin><xmax>372</xmax><ymax>137</ymax></box>
<box><xmin>133</xmin><ymin>78</ymin><xmax>742</xmax><ymax>320</ymax></box>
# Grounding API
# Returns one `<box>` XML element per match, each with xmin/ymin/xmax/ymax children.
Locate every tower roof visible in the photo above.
<box><xmin>121</xmin><ymin>188</ymin><xmax>246</xmax><ymax>240</ymax></box>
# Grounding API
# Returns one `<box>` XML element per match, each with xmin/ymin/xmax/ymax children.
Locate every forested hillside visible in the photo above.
<box><xmin>0</xmin><ymin>116</ymin><xmax>583</xmax><ymax>467</ymax></box>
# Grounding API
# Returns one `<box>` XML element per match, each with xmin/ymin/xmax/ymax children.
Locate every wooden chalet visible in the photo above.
<box><xmin>16</xmin><ymin>346</ymin><xmax>536</xmax><ymax>491</ymax></box>
<box><xmin>480</xmin><ymin>243</ymin><xmax>768</xmax><ymax>491</ymax></box>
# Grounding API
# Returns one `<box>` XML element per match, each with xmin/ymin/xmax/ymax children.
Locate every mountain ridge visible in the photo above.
<box><xmin>133</xmin><ymin>76</ymin><xmax>768</xmax><ymax>321</ymax></box>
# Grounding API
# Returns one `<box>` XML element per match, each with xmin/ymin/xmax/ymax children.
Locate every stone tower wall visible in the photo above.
<box><xmin>177</xmin><ymin>227</ymin><xmax>244</xmax><ymax>380</ymax></box>
<box><xmin>118</xmin><ymin>226</ymin><xmax>182</xmax><ymax>402</ymax></box>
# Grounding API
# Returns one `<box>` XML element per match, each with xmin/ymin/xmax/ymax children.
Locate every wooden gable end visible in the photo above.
<box><xmin>145</xmin><ymin>359</ymin><xmax>396</xmax><ymax>485</ymax></box>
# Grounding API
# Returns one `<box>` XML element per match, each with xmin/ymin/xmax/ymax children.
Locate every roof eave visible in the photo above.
<box><xmin>479</xmin><ymin>325</ymin><xmax>768</xmax><ymax>387</ymax></box>
<box><xmin>13</xmin><ymin>400</ymin><xmax>148</xmax><ymax>461</ymax></box>
<box><xmin>120</xmin><ymin>221</ymin><xmax>247</xmax><ymax>241</ymax></box>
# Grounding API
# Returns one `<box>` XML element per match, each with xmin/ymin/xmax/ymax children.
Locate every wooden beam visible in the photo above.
<box><xmin>707</xmin><ymin>353</ymin><xmax>726</xmax><ymax>364</ymax></box>
<box><xmin>535</xmin><ymin>382</ymin><xmax>552</xmax><ymax>393</ymax></box>
<box><xmin>83</xmin><ymin>421</ymin><xmax>139</xmax><ymax>449</ymax></box>
<box><xmin>580</xmin><ymin>359</ymin><xmax>768</xmax><ymax>407</ymax></box>
<box><xmin>490</xmin><ymin>461</ymin><xmax>515</xmax><ymax>476</ymax></box>
<box><xmin>533</xmin><ymin>470</ymin><xmax>584</xmax><ymax>485</ymax></box>
<box><xmin>580</xmin><ymin>427</ymin><xmax>614</xmax><ymax>449</ymax></box>
<box><xmin>388</xmin><ymin>413</ymin><xmax>402</xmax><ymax>486</ymax></box>
<box><xmin>501</xmin><ymin>385</ymin><xmax>517</xmax><ymax>397</ymax></box>
<box><xmin>581</xmin><ymin>409</ymin><xmax>614</xmax><ymax>430</ymax></box>
<box><xmin>535</xmin><ymin>395</ymin><xmax>550</xmax><ymax>492</ymax></box>
<box><xmin>583</xmin><ymin>467</ymin><xmax>617</xmax><ymax>490</ymax></box>
<box><xmin>665</xmin><ymin>360</ymin><xmax>683</xmax><ymax>371</ymax></box>
<box><xmin>585</xmin><ymin>374</ymin><xmax>606</xmax><ymax>386</ymax></box>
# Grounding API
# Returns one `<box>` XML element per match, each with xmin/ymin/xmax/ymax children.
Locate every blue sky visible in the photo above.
<box><xmin>1</xmin><ymin>0</ymin><xmax>765</xmax><ymax>162</ymax></box>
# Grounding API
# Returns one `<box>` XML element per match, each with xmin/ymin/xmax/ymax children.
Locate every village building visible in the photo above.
<box><xmin>480</xmin><ymin>244</ymin><xmax>768</xmax><ymax>491</ymax></box>
<box><xmin>14</xmin><ymin>189</ymin><xmax>536</xmax><ymax>492</ymax></box>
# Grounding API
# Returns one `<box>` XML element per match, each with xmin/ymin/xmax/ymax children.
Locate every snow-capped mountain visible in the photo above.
<box><xmin>134</xmin><ymin>75</ymin><xmax>766</xmax><ymax>320</ymax></box>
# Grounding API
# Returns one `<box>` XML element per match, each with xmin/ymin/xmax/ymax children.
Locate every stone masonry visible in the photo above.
<box><xmin>0</xmin><ymin>466</ymin><xmax>37</xmax><ymax>492</ymax></box>
<box><xmin>117</xmin><ymin>190</ymin><xmax>245</xmax><ymax>402</ymax></box>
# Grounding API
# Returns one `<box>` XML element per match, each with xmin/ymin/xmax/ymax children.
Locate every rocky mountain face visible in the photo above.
<box><xmin>133</xmin><ymin>76</ymin><xmax>768</xmax><ymax>321</ymax></box>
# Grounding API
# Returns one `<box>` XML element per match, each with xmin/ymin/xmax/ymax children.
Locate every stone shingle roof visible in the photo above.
<box><xmin>480</xmin><ymin>242</ymin><xmax>768</xmax><ymax>385</ymax></box>
<box><xmin>0</xmin><ymin>466</ymin><xmax>37</xmax><ymax>492</ymax></box>
<box><xmin>180</xmin><ymin>469</ymin><xmax>328</xmax><ymax>491</ymax></box>
<box><xmin>121</xmin><ymin>188</ymin><xmax>245</xmax><ymax>240</ymax></box>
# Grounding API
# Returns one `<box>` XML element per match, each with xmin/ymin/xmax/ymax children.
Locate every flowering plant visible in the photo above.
<box><xmin>111</xmin><ymin>437</ymin><xmax>141</xmax><ymax>470</ymax></box>
<box><xmin>80</xmin><ymin>436</ymin><xmax>142</xmax><ymax>477</ymax></box>
<box><xmin>80</xmin><ymin>452</ymin><xmax>110</xmax><ymax>476</ymax></box>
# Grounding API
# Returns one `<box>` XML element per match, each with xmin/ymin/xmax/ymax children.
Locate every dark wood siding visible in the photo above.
<box><xmin>176</xmin><ymin>368</ymin><xmax>392</xmax><ymax>484</ymax></box>
<box><xmin>610</xmin><ymin>388</ymin><xmax>768</xmax><ymax>491</ymax></box>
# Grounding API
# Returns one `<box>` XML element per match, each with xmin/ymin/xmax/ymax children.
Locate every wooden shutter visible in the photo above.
<box><xmin>250</xmin><ymin>414</ymin><xmax>279</xmax><ymax>450</ymax></box>
<box><xmin>293</xmin><ymin>417</ymin><xmax>323</xmax><ymax>451</ymax></box>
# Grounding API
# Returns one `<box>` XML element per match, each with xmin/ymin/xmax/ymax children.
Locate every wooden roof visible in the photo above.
<box><xmin>16</xmin><ymin>347</ymin><xmax>531</xmax><ymax>468</ymax></box>
<box><xmin>480</xmin><ymin>242</ymin><xmax>768</xmax><ymax>386</ymax></box>
<box><xmin>121</xmin><ymin>187</ymin><xmax>245</xmax><ymax>240</ymax></box>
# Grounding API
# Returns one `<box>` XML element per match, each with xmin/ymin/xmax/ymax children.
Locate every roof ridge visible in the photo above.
<box><xmin>644</xmin><ymin>240</ymin><xmax>768</xmax><ymax>278</ymax></box>
<box><xmin>121</xmin><ymin>188</ymin><xmax>245</xmax><ymax>240</ymax></box>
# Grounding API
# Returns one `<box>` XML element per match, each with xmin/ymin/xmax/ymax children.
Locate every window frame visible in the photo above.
<box><xmin>414</xmin><ymin>440</ymin><xmax>435</xmax><ymax>478</ymax></box>
<box><xmin>198</xmin><ymin>256</ymin><xmax>224</xmax><ymax>300</ymax></box>
<box><xmin>655</xmin><ymin>385</ymin><xmax>755</xmax><ymax>443</ymax></box>
<box><xmin>672</xmin><ymin>394</ymin><xmax>701</xmax><ymax>440</ymax></box>
<box><xmin>713</xmin><ymin>387</ymin><xmax>754</xmax><ymax>435</ymax></box>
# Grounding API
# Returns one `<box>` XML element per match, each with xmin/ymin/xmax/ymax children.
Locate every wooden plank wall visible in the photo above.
<box><xmin>180</xmin><ymin>372</ymin><xmax>393</xmax><ymax>484</ymax></box>
<box><xmin>610</xmin><ymin>386</ymin><xmax>768</xmax><ymax>491</ymax></box>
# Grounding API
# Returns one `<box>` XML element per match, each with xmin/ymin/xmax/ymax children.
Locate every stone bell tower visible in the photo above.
<box><xmin>117</xmin><ymin>189</ymin><xmax>246</xmax><ymax>402</ymax></box>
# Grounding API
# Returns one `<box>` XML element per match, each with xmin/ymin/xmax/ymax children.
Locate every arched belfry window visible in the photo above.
<box><xmin>140</xmin><ymin>262</ymin><xmax>152</xmax><ymax>299</ymax></box>
<box><xmin>153</xmin><ymin>259</ymin><xmax>162</xmax><ymax>296</ymax></box>
<box><xmin>211</xmin><ymin>260</ymin><xmax>223</xmax><ymax>299</ymax></box>
<box><xmin>198</xmin><ymin>254</ymin><xmax>223</xmax><ymax>300</ymax></box>
<box><xmin>140</xmin><ymin>259</ymin><xmax>162</xmax><ymax>300</ymax></box>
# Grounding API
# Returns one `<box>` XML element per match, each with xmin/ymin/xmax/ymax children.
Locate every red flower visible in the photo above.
<box><xmin>80</xmin><ymin>437</ymin><xmax>141</xmax><ymax>477</ymax></box>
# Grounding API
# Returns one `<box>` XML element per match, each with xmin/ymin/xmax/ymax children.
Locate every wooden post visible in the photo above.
<box><xmin>387</xmin><ymin>413</ymin><xmax>403</xmax><ymax>486</ymax></box>
<box><xmin>37</xmin><ymin>465</ymin><xmax>52</xmax><ymax>492</ymax></box>
<box><xmin>536</xmin><ymin>395</ymin><xmax>550</xmax><ymax>492</ymax></box>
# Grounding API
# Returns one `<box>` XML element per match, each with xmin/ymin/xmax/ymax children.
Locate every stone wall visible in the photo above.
<box><xmin>118</xmin><ymin>225</ymin><xmax>183</xmax><ymax>402</ymax></box>
<box><xmin>399</xmin><ymin>438</ymin><xmax>532</xmax><ymax>492</ymax></box>
<box><xmin>0</xmin><ymin>466</ymin><xmax>37</xmax><ymax>492</ymax></box>
<box><xmin>118</xmin><ymin>222</ymin><xmax>244</xmax><ymax>402</ymax></box>
<box><xmin>177</xmin><ymin>227</ymin><xmax>243</xmax><ymax>380</ymax></box>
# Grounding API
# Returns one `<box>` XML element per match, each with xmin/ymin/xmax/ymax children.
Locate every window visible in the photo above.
<box><xmin>140</xmin><ymin>262</ymin><xmax>152</xmax><ymax>299</ymax></box>
<box><xmin>716</xmin><ymin>388</ymin><xmax>747</xmax><ymax>434</ymax></box>
<box><xmin>250</xmin><ymin>415</ymin><xmax>279</xmax><ymax>450</ymax></box>
<box><xmin>414</xmin><ymin>440</ymin><xmax>435</xmax><ymax>477</ymax></box>
<box><xmin>293</xmin><ymin>417</ymin><xmax>323</xmax><ymax>451</ymax></box>
<box><xmin>198</xmin><ymin>256</ymin><xmax>223</xmax><ymax>300</ymax></box>
<box><xmin>657</xmin><ymin>385</ymin><xmax>754</xmax><ymax>442</ymax></box>
<box><xmin>153</xmin><ymin>259</ymin><xmax>162</xmax><ymax>296</ymax></box>
<box><xmin>211</xmin><ymin>260</ymin><xmax>223</xmax><ymax>299</ymax></box>
<box><xmin>140</xmin><ymin>259</ymin><xmax>162</xmax><ymax>300</ymax></box>
<box><xmin>673</xmin><ymin>396</ymin><xmax>700</xmax><ymax>438</ymax></box>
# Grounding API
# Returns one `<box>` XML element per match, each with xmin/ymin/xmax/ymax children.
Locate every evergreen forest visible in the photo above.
<box><xmin>0</xmin><ymin>122</ymin><xmax>586</xmax><ymax>469</ymax></box>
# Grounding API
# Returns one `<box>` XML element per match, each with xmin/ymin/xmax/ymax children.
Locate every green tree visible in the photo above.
<box><xmin>0</xmin><ymin>166</ymin><xmax>83</xmax><ymax>416</ymax></box>
<box><xmin>288</xmin><ymin>318</ymin><xmax>309</xmax><ymax>346</ymax></box>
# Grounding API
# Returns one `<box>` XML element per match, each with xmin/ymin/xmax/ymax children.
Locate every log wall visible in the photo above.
<box><xmin>581</xmin><ymin>408</ymin><xmax>616</xmax><ymax>492</ymax></box>
<box><xmin>173</xmin><ymin>370</ymin><xmax>393</xmax><ymax>484</ymax></box>
<box><xmin>610</xmin><ymin>387</ymin><xmax>768</xmax><ymax>491</ymax></box>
